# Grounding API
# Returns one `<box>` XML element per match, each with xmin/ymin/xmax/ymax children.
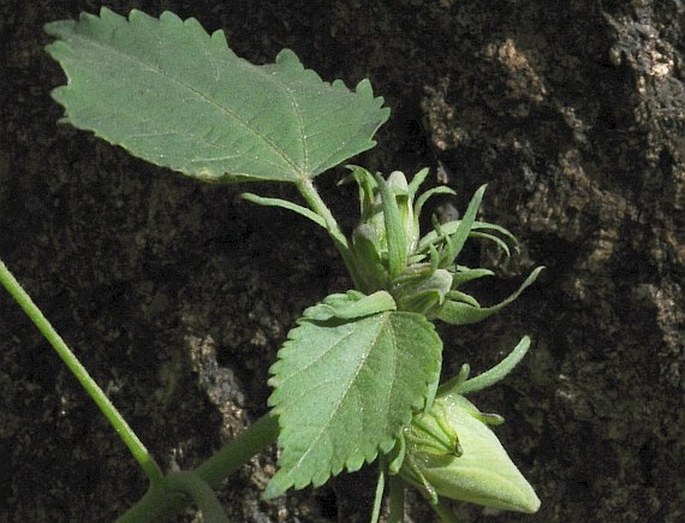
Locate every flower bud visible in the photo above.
<box><xmin>353</xmin><ymin>171</ymin><xmax>418</xmax><ymax>260</ymax></box>
<box><xmin>385</xmin><ymin>170</ymin><xmax>420</xmax><ymax>254</ymax></box>
<box><xmin>399</xmin><ymin>393</ymin><xmax>540</xmax><ymax>513</ymax></box>
<box><xmin>349</xmin><ymin>168</ymin><xmax>424</xmax><ymax>291</ymax></box>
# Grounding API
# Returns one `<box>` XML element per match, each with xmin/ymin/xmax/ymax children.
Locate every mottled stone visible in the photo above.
<box><xmin>1</xmin><ymin>1</ymin><xmax>683</xmax><ymax>522</ymax></box>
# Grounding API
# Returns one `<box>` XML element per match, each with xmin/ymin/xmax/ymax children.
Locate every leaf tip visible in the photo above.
<box><xmin>262</xmin><ymin>473</ymin><xmax>288</xmax><ymax>500</ymax></box>
<box><xmin>211</xmin><ymin>28</ymin><xmax>229</xmax><ymax>48</ymax></box>
<box><xmin>43</xmin><ymin>20</ymin><xmax>72</xmax><ymax>39</ymax></box>
<box><xmin>98</xmin><ymin>6</ymin><xmax>126</xmax><ymax>26</ymax></box>
<box><xmin>276</xmin><ymin>48</ymin><xmax>302</xmax><ymax>68</ymax></box>
<box><xmin>158</xmin><ymin>9</ymin><xmax>182</xmax><ymax>24</ymax></box>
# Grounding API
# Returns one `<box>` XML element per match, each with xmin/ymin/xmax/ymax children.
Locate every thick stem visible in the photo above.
<box><xmin>117</xmin><ymin>413</ymin><xmax>279</xmax><ymax>522</ymax></box>
<box><xmin>0</xmin><ymin>259</ymin><xmax>164</xmax><ymax>485</ymax></box>
<box><xmin>195</xmin><ymin>412</ymin><xmax>279</xmax><ymax>488</ymax></box>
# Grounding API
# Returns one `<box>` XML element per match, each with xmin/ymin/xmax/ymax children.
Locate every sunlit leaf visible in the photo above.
<box><xmin>45</xmin><ymin>8</ymin><xmax>389</xmax><ymax>183</ymax></box>
<box><xmin>265</xmin><ymin>291</ymin><xmax>442</xmax><ymax>498</ymax></box>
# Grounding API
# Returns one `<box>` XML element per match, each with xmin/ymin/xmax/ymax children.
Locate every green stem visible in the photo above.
<box><xmin>0</xmin><ymin>259</ymin><xmax>163</xmax><ymax>485</ymax></box>
<box><xmin>195</xmin><ymin>412</ymin><xmax>279</xmax><ymax>488</ymax></box>
<box><xmin>296</xmin><ymin>178</ymin><xmax>348</xmax><ymax>250</ymax></box>
<box><xmin>117</xmin><ymin>412</ymin><xmax>279</xmax><ymax>522</ymax></box>
<box><xmin>432</xmin><ymin>499</ymin><xmax>459</xmax><ymax>523</ymax></box>
<box><xmin>387</xmin><ymin>475</ymin><xmax>405</xmax><ymax>523</ymax></box>
<box><xmin>163</xmin><ymin>471</ymin><xmax>229</xmax><ymax>523</ymax></box>
<box><xmin>296</xmin><ymin>178</ymin><xmax>365</xmax><ymax>289</ymax></box>
<box><xmin>370</xmin><ymin>463</ymin><xmax>386</xmax><ymax>523</ymax></box>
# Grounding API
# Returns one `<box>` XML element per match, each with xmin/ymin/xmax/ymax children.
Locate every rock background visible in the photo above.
<box><xmin>1</xmin><ymin>1</ymin><xmax>683</xmax><ymax>521</ymax></box>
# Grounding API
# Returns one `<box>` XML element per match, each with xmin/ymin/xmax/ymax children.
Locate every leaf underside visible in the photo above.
<box><xmin>265</xmin><ymin>292</ymin><xmax>442</xmax><ymax>498</ymax></box>
<box><xmin>45</xmin><ymin>8</ymin><xmax>389</xmax><ymax>183</ymax></box>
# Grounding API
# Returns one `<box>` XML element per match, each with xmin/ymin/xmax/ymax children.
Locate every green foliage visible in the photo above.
<box><xmin>344</xmin><ymin>166</ymin><xmax>542</xmax><ymax>326</ymax></box>
<box><xmin>437</xmin><ymin>266</ymin><xmax>545</xmax><ymax>325</ymax></box>
<box><xmin>265</xmin><ymin>291</ymin><xmax>441</xmax><ymax>498</ymax></box>
<box><xmin>45</xmin><ymin>8</ymin><xmax>389</xmax><ymax>184</ymax></box>
<box><xmin>22</xmin><ymin>7</ymin><xmax>546</xmax><ymax>522</ymax></box>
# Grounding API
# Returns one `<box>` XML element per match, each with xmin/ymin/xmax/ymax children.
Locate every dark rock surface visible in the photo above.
<box><xmin>1</xmin><ymin>1</ymin><xmax>683</xmax><ymax>521</ymax></box>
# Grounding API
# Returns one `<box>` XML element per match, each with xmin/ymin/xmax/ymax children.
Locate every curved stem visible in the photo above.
<box><xmin>296</xmin><ymin>177</ymin><xmax>349</xmax><ymax>250</ymax></box>
<box><xmin>117</xmin><ymin>412</ymin><xmax>279</xmax><ymax>522</ymax></box>
<box><xmin>164</xmin><ymin>471</ymin><xmax>229</xmax><ymax>523</ymax></box>
<box><xmin>0</xmin><ymin>259</ymin><xmax>164</xmax><ymax>485</ymax></box>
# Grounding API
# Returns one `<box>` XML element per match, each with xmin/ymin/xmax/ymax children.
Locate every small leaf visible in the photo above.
<box><xmin>417</xmin><ymin>218</ymin><xmax>516</xmax><ymax>257</ymax></box>
<box><xmin>351</xmin><ymin>225</ymin><xmax>387</xmax><ymax>293</ymax></box>
<box><xmin>451</xmin><ymin>267</ymin><xmax>495</xmax><ymax>287</ymax></box>
<box><xmin>45</xmin><ymin>8</ymin><xmax>389</xmax><ymax>184</ymax></box>
<box><xmin>438</xmin><ymin>267</ymin><xmax>544</xmax><ymax>326</ymax></box>
<box><xmin>406</xmin><ymin>167</ymin><xmax>430</xmax><ymax>198</ymax></box>
<box><xmin>302</xmin><ymin>290</ymin><xmax>396</xmax><ymax>321</ymax></box>
<box><xmin>374</xmin><ymin>173</ymin><xmax>408</xmax><ymax>278</ymax></box>
<box><xmin>393</xmin><ymin>268</ymin><xmax>453</xmax><ymax>316</ymax></box>
<box><xmin>413</xmin><ymin>185</ymin><xmax>456</xmax><ymax>219</ymax></box>
<box><xmin>437</xmin><ymin>184</ymin><xmax>487</xmax><ymax>268</ymax></box>
<box><xmin>265</xmin><ymin>292</ymin><xmax>442</xmax><ymax>498</ymax></box>
<box><xmin>341</xmin><ymin>164</ymin><xmax>378</xmax><ymax>220</ymax></box>
<box><xmin>438</xmin><ymin>336</ymin><xmax>531</xmax><ymax>396</ymax></box>
<box><xmin>446</xmin><ymin>290</ymin><xmax>481</xmax><ymax>308</ymax></box>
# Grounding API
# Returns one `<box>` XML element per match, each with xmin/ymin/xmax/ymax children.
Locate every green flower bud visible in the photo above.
<box><xmin>399</xmin><ymin>392</ymin><xmax>540</xmax><ymax>514</ymax></box>
<box><xmin>353</xmin><ymin>170</ymin><xmax>418</xmax><ymax>262</ymax></box>
<box><xmin>385</xmin><ymin>170</ymin><xmax>419</xmax><ymax>254</ymax></box>
<box><xmin>348</xmin><ymin>167</ymin><xmax>424</xmax><ymax>291</ymax></box>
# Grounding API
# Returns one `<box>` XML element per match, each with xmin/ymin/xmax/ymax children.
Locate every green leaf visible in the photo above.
<box><xmin>451</xmin><ymin>267</ymin><xmax>495</xmax><ymax>287</ymax></box>
<box><xmin>438</xmin><ymin>336</ymin><xmax>531</xmax><ymax>396</ymax></box>
<box><xmin>438</xmin><ymin>267</ymin><xmax>544</xmax><ymax>325</ymax></box>
<box><xmin>342</xmin><ymin>164</ymin><xmax>378</xmax><ymax>219</ymax></box>
<box><xmin>417</xmin><ymin>218</ymin><xmax>517</xmax><ymax>258</ymax></box>
<box><xmin>437</xmin><ymin>184</ymin><xmax>486</xmax><ymax>268</ymax></box>
<box><xmin>406</xmin><ymin>167</ymin><xmax>430</xmax><ymax>198</ymax></box>
<box><xmin>446</xmin><ymin>290</ymin><xmax>481</xmax><ymax>308</ymax></box>
<box><xmin>301</xmin><ymin>290</ymin><xmax>396</xmax><ymax>322</ymax></box>
<box><xmin>45</xmin><ymin>8</ymin><xmax>389</xmax><ymax>183</ymax></box>
<box><xmin>265</xmin><ymin>292</ymin><xmax>442</xmax><ymax>498</ymax></box>
<box><xmin>374</xmin><ymin>173</ymin><xmax>408</xmax><ymax>278</ymax></box>
<box><xmin>413</xmin><ymin>185</ymin><xmax>456</xmax><ymax>219</ymax></box>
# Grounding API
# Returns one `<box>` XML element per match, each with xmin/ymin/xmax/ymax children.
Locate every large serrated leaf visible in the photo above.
<box><xmin>45</xmin><ymin>8</ymin><xmax>389</xmax><ymax>183</ymax></box>
<box><xmin>264</xmin><ymin>291</ymin><xmax>442</xmax><ymax>499</ymax></box>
